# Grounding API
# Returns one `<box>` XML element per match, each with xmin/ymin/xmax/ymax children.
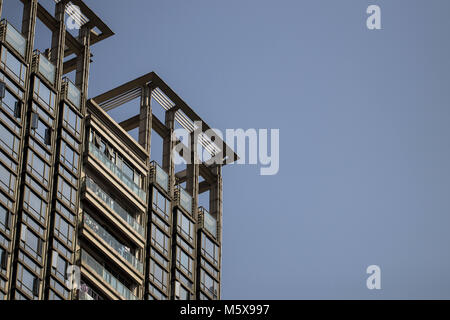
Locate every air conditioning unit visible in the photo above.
<box><xmin>0</xmin><ymin>81</ymin><xmax>5</xmax><ymax>99</ymax></box>
<box><xmin>14</xmin><ymin>101</ymin><xmax>22</xmax><ymax>118</ymax></box>
<box><xmin>31</xmin><ymin>112</ymin><xmax>39</xmax><ymax>129</ymax></box>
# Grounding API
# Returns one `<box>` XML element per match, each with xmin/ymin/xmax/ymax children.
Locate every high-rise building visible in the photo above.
<box><xmin>0</xmin><ymin>0</ymin><xmax>237</xmax><ymax>300</ymax></box>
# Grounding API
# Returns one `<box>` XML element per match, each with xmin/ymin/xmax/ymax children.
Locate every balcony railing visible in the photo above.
<box><xmin>85</xmin><ymin>176</ymin><xmax>144</xmax><ymax>237</ymax></box>
<box><xmin>78</xmin><ymin>290</ymin><xmax>95</xmax><ymax>301</ymax></box>
<box><xmin>64</xmin><ymin>78</ymin><xmax>81</xmax><ymax>109</ymax></box>
<box><xmin>151</xmin><ymin>161</ymin><xmax>168</xmax><ymax>192</ymax></box>
<box><xmin>84</xmin><ymin>212</ymin><xmax>143</xmax><ymax>273</ymax></box>
<box><xmin>81</xmin><ymin>250</ymin><xmax>138</xmax><ymax>300</ymax></box>
<box><xmin>89</xmin><ymin>143</ymin><xmax>147</xmax><ymax>201</ymax></box>
<box><xmin>35</xmin><ymin>51</ymin><xmax>56</xmax><ymax>85</ymax></box>
<box><xmin>0</xmin><ymin>20</ymin><xmax>27</xmax><ymax>58</ymax></box>
<box><xmin>178</xmin><ymin>187</ymin><xmax>192</xmax><ymax>215</ymax></box>
<box><xmin>199</xmin><ymin>207</ymin><xmax>217</xmax><ymax>238</ymax></box>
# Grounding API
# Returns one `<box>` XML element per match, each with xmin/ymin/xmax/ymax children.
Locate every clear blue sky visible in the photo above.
<box><xmin>4</xmin><ymin>0</ymin><xmax>450</xmax><ymax>299</ymax></box>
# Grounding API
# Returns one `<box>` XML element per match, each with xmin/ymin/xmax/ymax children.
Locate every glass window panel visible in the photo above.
<box><xmin>0</xmin><ymin>161</ymin><xmax>16</xmax><ymax>196</ymax></box>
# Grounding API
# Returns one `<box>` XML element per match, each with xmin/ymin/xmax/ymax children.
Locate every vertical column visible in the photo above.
<box><xmin>138</xmin><ymin>85</ymin><xmax>152</xmax><ymax>157</ymax></box>
<box><xmin>186</xmin><ymin>132</ymin><xmax>199</xmax><ymax>218</ymax></box>
<box><xmin>21</xmin><ymin>0</ymin><xmax>38</xmax><ymax>63</ymax></box>
<box><xmin>73</xmin><ymin>25</ymin><xmax>91</xmax><ymax>300</ymax></box>
<box><xmin>50</xmin><ymin>2</ymin><xmax>66</xmax><ymax>91</ymax></box>
<box><xmin>75</xmin><ymin>26</ymin><xmax>91</xmax><ymax>109</ymax></box>
<box><xmin>163</xmin><ymin>108</ymin><xmax>176</xmax><ymax>198</ymax></box>
<box><xmin>0</xmin><ymin>0</ymin><xmax>3</xmax><ymax>19</ymax></box>
<box><xmin>7</xmin><ymin>0</ymin><xmax>38</xmax><ymax>300</ymax></box>
<box><xmin>186</xmin><ymin>132</ymin><xmax>199</xmax><ymax>296</ymax></box>
<box><xmin>42</xmin><ymin>1</ymin><xmax>67</xmax><ymax>300</ymax></box>
<box><xmin>209</xmin><ymin>165</ymin><xmax>222</xmax><ymax>299</ymax></box>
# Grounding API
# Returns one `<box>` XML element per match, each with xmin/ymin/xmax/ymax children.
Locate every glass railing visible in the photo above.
<box><xmin>1</xmin><ymin>20</ymin><xmax>27</xmax><ymax>57</ymax></box>
<box><xmin>89</xmin><ymin>143</ymin><xmax>147</xmax><ymax>201</ymax></box>
<box><xmin>84</xmin><ymin>212</ymin><xmax>143</xmax><ymax>273</ymax></box>
<box><xmin>179</xmin><ymin>187</ymin><xmax>192</xmax><ymax>215</ymax></box>
<box><xmin>85</xmin><ymin>176</ymin><xmax>144</xmax><ymax>236</ymax></box>
<box><xmin>81</xmin><ymin>250</ymin><xmax>138</xmax><ymax>300</ymax></box>
<box><xmin>152</xmin><ymin>161</ymin><xmax>168</xmax><ymax>192</ymax></box>
<box><xmin>65</xmin><ymin>79</ymin><xmax>81</xmax><ymax>109</ymax></box>
<box><xmin>200</xmin><ymin>207</ymin><xmax>217</xmax><ymax>238</ymax></box>
<box><xmin>36</xmin><ymin>52</ymin><xmax>55</xmax><ymax>85</ymax></box>
<box><xmin>79</xmin><ymin>290</ymin><xmax>95</xmax><ymax>301</ymax></box>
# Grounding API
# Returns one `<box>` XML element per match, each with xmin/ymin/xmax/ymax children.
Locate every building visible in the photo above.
<box><xmin>0</xmin><ymin>0</ymin><xmax>237</xmax><ymax>300</ymax></box>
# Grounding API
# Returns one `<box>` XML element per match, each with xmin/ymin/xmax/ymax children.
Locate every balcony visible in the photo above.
<box><xmin>0</xmin><ymin>20</ymin><xmax>27</xmax><ymax>58</ymax></box>
<box><xmin>63</xmin><ymin>78</ymin><xmax>81</xmax><ymax>110</ymax></box>
<box><xmin>89</xmin><ymin>143</ymin><xmax>146</xmax><ymax>201</ymax></box>
<box><xmin>84</xmin><ymin>212</ymin><xmax>143</xmax><ymax>273</ymax></box>
<box><xmin>81</xmin><ymin>250</ymin><xmax>138</xmax><ymax>300</ymax></box>
<box><xmin>78</xmin><ymin>290</ymin><xmax>95</xmax><ymax>300</ymax></box>
<box><xmin>151</xmin><ymin>161</ymin><xmax>169</xmax><ymax>193</ymax></box>
<box><xmin>32</xmin><ymin>51</ymin><xmax>56</xmax><ymax>85</ymax></box>
<box><xmin>178</xmin><ymin>187</ymin><xmax>193</xmax><ymax>215</ymax></box>
<box><xmin>85</xmin><ymin>176</ymin><xmax>144</xmax><ymax>237</ymax></box>
<box><xmin>199</xmin><ymin>207</ymin><xmax>217</xmax><ymax>238</ymax></box>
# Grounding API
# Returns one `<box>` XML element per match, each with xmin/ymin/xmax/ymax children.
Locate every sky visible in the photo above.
<box><xmin>3</xmin><ymin>0</ymin><xmax>450</xmax><ymax>299</ymax></box>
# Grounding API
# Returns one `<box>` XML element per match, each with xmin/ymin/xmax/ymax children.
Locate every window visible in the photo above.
<box><xmin>152</xmin><ymin>188</ymin><xmax>170</xmax><ymax>221</ymax></box>
<box><xmin>0</xmin><ymin>247</ymin><xmax>7</xmax><ymax>270</ymax></box>
<box><xmin>23</xmin><ymin>186</ymin><xmax>47</xmax><ymax>225</ymax></box>
<box><xmin>48</xmin><ymin>289</ymin><xmax>62</xmax><ymax>300</ymax></box>
<box><xmin>0</xmin><ymin>121</ymin><xmax>19</xmax><ymax>159</ymax></box>
<box><xmin>0</xmin><ymin>86</ymin><xmax>22</xmax><ymax>123</ymax></box>
<box><xmin>16</xmin><ymin>264</ymin><xmax>40</xmax><ymax>298</ymax></box>
<box><xmin>30</xmin><ymin>117</ymin><xmax>51</xmax><ymax>148</ymax></box>
<box><xmin>21</xmin><ymin>225</ymin><xmax>43</xmax><ymax>262</ymax></box>
<box><xmin>33</xmin><ymin>76</ymin><xmax>56</xmax><ymax>114</ymax></box>
<box><xmin>176</xmin><ymin>235</ymin><xmax>194</xmax><ymax>256</ymax></box>
<box><xmin>176</xmin><ymin>247</ymin><xmax>193</xmax><ymax>278</ymax></box>
<box><xmin>177</xmin><ymin>211</ymin><xmax>194</xmax><ymax>244</ymax></box>
<box><xmin>60</xmin><ymin>140</ymin><xmax>79</xmax><ymax>174</ymax></box>
<box><xmin>0</xmin><ymin>161</ymin><xmax>16</xmax><ymax>196</ymax></box>
<box><xmin>0</xmin><ymin>149</ymin><xmax>17</xmax><ymax>173</ymax></box>
<box><xmin>56</xmin><ymin>200</ymin><xmax>76</xmax><ymax>225</ymax></box>
<box><xmin>54</xmin><ymin>213</ymin><xmax>74</xmax><ymax>248</ymax></box>
<box><xmin>149</xmin><ymin>259</ymin><xmax>168</xmax><ymax>292</ymax></box>
<box><xmin>53</xmin><ymin>239</ymin><xmax>72</xmax><ymax>261</ymax></box>
<box><xmin>200</xmin><ymin>269</ymin><xmax>219</xmax><ymax>299</ymax></box>
<box><xmin>151</xmin><ymin>224</ymin><xmax>169</xmax><ymax>257</ymax></box>
<box><xmin>59</xmin><ymin>165</ymin><xmax>77</xmax><ymax>187</ymax></box>
<box><xmin>61</xmin><ymin>128</ymin><xmax>80</xmax><ymax>152</ymax></box>
<box><xmin>0</xmin><ymin>203</ymin><xmax>10</xmax><ymax>233</ymax></box>
<box><xmin>0</xmin><ymin>46</ymin><xmax>27</xmax><ymax>86</ymax></box>
<box><xmin>201</xmin><ymin>258</ymin><xmax>219</xmax><ymax>278</ymax></box>
<box><xmin>175</xmin><ymin>270</ymin><xmax>193</xmax><ymax>290</ymax></box>
<box><xmin>0</xmin><ymin>70</ymin><xmax>24</xmax><ymax>99</ymax></box>
<box><xmin>150</xmin><ymin>248</ymin><xmax>168</xmax><ymax>269</ymax></box>
<box><xmin>148</xmin><ymin>283</ymin><xmax>167</xmax><ymax>300</ymax></box>
<box><xmin>176</xmin><ymin>283</ymin><xmax>191</xmax><ymax>300</ymax></box>
<box><xmin>201</xmin><ymin>233</ymin><xmax>219</xmax><ymax>267</ymax></box>
<box><xmin>57</xmin><ymin>176</ymin><xmax>77</xmax><ymax>211</ymax></box>
<box><xmin>27</xmin><ymin>149</ymin><xmax>50</xmax><ymax>187</ymax></box>
<box><xmin>22</xmin><ymin>212</ymin><xmax>45</xmax><ymax>239</ymax></box>
<box><xmin>51</xmin><ymin>251</ymin><xmax>68</xmax><ymax>283</ymax></box>
<box><xmin>62</xmin><ymin>104</ymin><xmax>81</xmax><ymax>139</ymax></box>
<box><xmin>31</xmin><ymin>102</ymin><xmax>53</xmax><ymax>126</ymax></box>
<box><xmin>151</xmin><ymin>212</ymin><xmax>169</xmax><ymax>234</ymax></box>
